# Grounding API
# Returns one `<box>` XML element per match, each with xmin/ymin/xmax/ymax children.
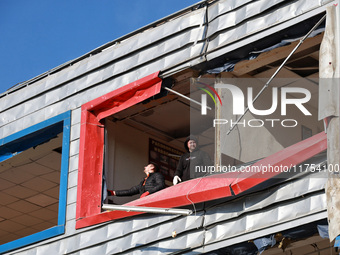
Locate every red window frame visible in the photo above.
<box><xmin>75</xmin><ymin>70</ymin><xmax>327</xmax><ymax>229</ymax></box>
<box><xmin>76</xmin><ymin>71</ymin><xmax>162</xmax><ymax>229</ymax></box>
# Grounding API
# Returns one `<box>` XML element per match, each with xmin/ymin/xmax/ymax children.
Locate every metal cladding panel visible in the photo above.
<box><xmin>91</xmin><ymin>7</ymin><xmax>205</xmax><ymax>64</ymax></box>
<box><xmin>1</xmin><ymin>41</ymin><xmax>204</xmax><ymax>139</ymax></box>
<box><xmin>69</xmin><ymin>155</ymin><xmax>79</xmax><ymax>173</ymax></box>
<box><xmin>204</xmin><ymin>192</ymin><xmax>326</xmax><ymax>245</ymax></box>
<box><xmin>208</xmin><ymin>0</ymin><xmax>253</xmax><ymax>22</ymax></box>
<box><xmin>67</xmin><ymin>187</ymin><xmax>77</xmax><ymax>205</ymax></box>
<box><xmin>8</xmin><ymin>213</ymin><xmax>202</xmax><ymax>255</ymax></box>
<box><xmin>207</xmin><ymin>0</ymin><xmax>286</xmax><ymax>37</ymax></box>
<box><xmin>204</xmin><ymin>172</ymin><xmax>327</xmax><ymax>226</ymax></box>
<box><xmin>207</xmin><ymin>0</ymin><xmax>330</xmax><ymax>53</ymax></box>
<box><xmin>189</xmin><ymin>211</ymin><xmax>328</xmax><ymax>254</ymax></box>
<box><xmin>68</xmin><ymin>171</ymin><xmax>78</xmax><ymax>189</ymax></box>
<box><xmin>71</xmin><ymin>108</ymin><xmax>81</xmax><ymax>126</ymax></box>
<box><xmin>206</xmin><ymin>0</ymin><xmax>332</xmax><ymax>62</ymax></box>
<box><xmin>70</xmin><ymin>123</ymin><xmax>80</xmax><ymax>141</ymax></box>
<box><xmin>119</xmin><ymin>231</ymin><xmax>205</xmax><ymax>255</ymax></box>
<box><xmin>76</xmin><ymin>231</ymin><xmax>204</xmax><ymax>255</ymax></box>
<box><xmin>0</xmin><ymin>75</ymin><xmax>127</xmax><ymax>138</ymax></box>
<box><xmin>105</xmin><ymin>213</ymin><xmax>203</xmax><ymax>254</ymax></box>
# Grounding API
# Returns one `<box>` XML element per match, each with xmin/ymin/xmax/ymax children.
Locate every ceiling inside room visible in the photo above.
<box><xmin>0</xmin><ymin>134</ymin><xmax>62</xmax><ymax>245</ymax></box>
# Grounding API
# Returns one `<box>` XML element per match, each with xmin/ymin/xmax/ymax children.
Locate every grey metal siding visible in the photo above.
<box><xmin>0</xmin><ymin>0</ymin><xmax>335</xmax><ymax>254</ymax></box>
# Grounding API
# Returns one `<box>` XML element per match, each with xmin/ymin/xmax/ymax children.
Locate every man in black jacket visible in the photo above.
<box><xmin>173</xmin><ymin>135</ymin><xmax>212</xmax><ymax>185</ymax></box>
<box><xmin>107</xmin><ymin>163</ymin><xmax>165</xmax><ymax>198</ymax></box>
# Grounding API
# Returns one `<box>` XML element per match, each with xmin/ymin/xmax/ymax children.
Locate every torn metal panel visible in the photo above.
<box><xmin>204</xmin><ymin>192</ymin><xmax>326</xmax><ymax>245</ymax></box>
<box><xmin>207</xmin><ymin>0</ymin><xmax>286</xmax><ymax>38</ymax></box>
<box><xmin>204</xmin><ymin>171</ymin><xmax>327</xmax><ymax>227</ymax></box>
<box><xmin>189</xmin><ymin>212</ymin><xmax>328</xmax><ymax>254</ymax></box>
<box><xmin>207</xmin><ymin>27</ymin><xmax>325</xmax><ymax>74</ymax></box>
<box><xmin>207</xmin><ymin>0</ymin><xmax>329</xmax><ymax>53</ymax></box>
<box><xmin>206</xmin><ymin>1</ymin><xmax>329</xmax><ymax>61</ymax></box>
<box><xmin>105</xmin><ymin>214</ymin><xmax>203</xmax><ymax>254</ymax></box>
<box><xmin>120</xmin><ymin>231</ymin><xmax>204</xmax><ymax>255</ymax></box>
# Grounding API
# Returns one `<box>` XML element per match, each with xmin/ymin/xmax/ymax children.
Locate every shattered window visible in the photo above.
<box><xmin>0</xmin><ymin>112</ymin><xmax>70</xmax><ymax>253</ymax></box>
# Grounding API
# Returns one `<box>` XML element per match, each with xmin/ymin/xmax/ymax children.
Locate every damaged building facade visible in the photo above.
<box><xmin>0</xmin><ymin>0</ymin><xmax>339</xmax><ymax>254</ymax></box>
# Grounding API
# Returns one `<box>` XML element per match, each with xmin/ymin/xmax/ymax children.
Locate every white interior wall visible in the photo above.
<box><xmin>105</xmin><ymin>121</ymin><xmax>149</xmax><ymax>204</ymax></box>
<box><xmin>105</xmin><ymin>120</ymin><xmax>185</xmax><ymax>204</ymax></box>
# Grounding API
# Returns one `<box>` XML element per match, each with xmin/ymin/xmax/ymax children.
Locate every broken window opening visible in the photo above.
<box><xmin>0</xmin><ymin>111</ymin><xmax>70</xmax><ymax>254</ymax></box>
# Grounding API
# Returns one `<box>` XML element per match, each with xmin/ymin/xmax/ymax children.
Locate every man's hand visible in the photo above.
<box><xmin>140</xmin><ymin>191</ymin><xmax>150</xmax><ymax>198</ymax></box>
<box><xmin>107</xmin><ymin>189</ymin><xmax>115</xmax><ymax>196</ymax></box>
<box><xmin>173</xmin><ymin>176</ymin><xmax>181</xmax><ymax>185</ymax></box>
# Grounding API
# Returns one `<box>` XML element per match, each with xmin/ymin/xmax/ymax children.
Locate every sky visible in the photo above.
<box><xmin>0</xmin><ymin>0</ymin><xmax>200</xmax><ymax>95</ymax></box>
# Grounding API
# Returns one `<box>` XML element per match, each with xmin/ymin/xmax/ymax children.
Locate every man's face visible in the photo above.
<box><xmin>144</xmin><ymin>164</ymin><xmax>155</xmax><ymax>174</ymax></box>
<box><xmin>187</xmin><ymin>140</ymin><xmax>197</xmax><ymax>152</ymax></box>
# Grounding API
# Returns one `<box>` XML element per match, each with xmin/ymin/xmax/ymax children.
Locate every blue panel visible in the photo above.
<box><xmin>0</xmin><ymin>111</ymin><xmax>69</xmax><ymax>145</ymax></box>
<box><xmin>0</xmin><ymin>111</ymin><xmax>71</xmax><ymax>254</ymax></box>
<box><xmin>0</xmin><ymin>112</ymin><xmax>69</xmax><ymax>163</ymax></box>
<box><xmin>334</xmin><ymin>235</ymin><xmax>340</xmax><ymax>249</ymax></box>
<box><xmin>0</xmin><ymin>152</ymin><xmax>21</xmax><ymax>162</ymax></box>
<box><xmin>0</xmin><ymin>226</ymin><xmax>64</xmax><ymax>254</ymax></box>
<box><xmin>58</xmin><ymin>114</ymin><xmax>71</xmax><ymax>226</ymax></box>
<box><xmin>0</xmin><ymin>122</ymin><xmax>63</xmax><ymax>163</ymax></box>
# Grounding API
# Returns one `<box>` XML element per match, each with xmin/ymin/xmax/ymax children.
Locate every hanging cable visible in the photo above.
<box><xmin>227</xmin><ymin>14</ymin><xmax>326</xmax><ymax>135</ymax></box>
<box><xmin>163</xmin><ymin>87</ymin><xmax>212</xmax><ymax>110</ymax></box>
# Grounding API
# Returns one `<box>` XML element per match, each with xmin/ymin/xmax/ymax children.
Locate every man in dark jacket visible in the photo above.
<box><xmin>173</xmin><ymin>135</ymin><xmax>212</xmax><ymax>185</ymax></box>
<box><xmin>107</xmin><ymin>163</ymin><xmax>165</xmax><ymax>198</ymax></box>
